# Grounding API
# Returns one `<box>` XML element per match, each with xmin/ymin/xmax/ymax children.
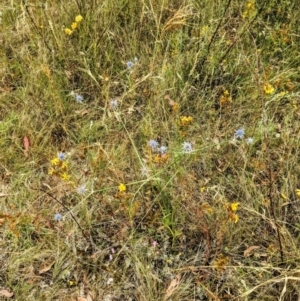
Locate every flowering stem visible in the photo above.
<box><xmin>33</xmin><ymin>187</ymin><xmax>95</xmax><ymax>251</ymax></box>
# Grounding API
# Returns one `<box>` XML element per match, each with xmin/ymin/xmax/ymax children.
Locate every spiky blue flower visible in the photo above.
<box><xmin>76</xmin><ymin>184</ymin><xmax>87</xmax><ymax>195</ymax></box>
<box><xmin>54</xmin><ymin>213</ymin><xmax>62</xmax><ymax>221</ymax></box>
<box><xmin>182</xmin><ymin>142</ymin><xmax>193</xmax><ymax>153</ymax></box>
<box><xmin>234</xmin><ymin>128</ymin><xmax>245</xmax><ymax>139</ymax></box>
<box><xmin>149</xmin><ymin>139</ymin><xmax>159</xmax><ymax>150</ymax></box>
<box><xmin>246</xmin><ymin>137</ymin><xmax>254</xmax><ymax>144</ymax></box>
<box><xmin>126</xmin><ymin>61</ymin><xmax>134</xmax><ymax>68</ymax></box>
<box><xmin>76</xmin><ymin>94</ymin><xmax>83</xmax><ymax>103</ymax></box>
<box><xmin>158</xmin><ymin>146</ymin><xmax>167</xmax><ymax>154</ymax></box>
<box><xmin>58</xmin><ymin>152</ymin><xmax>66</xmax><ymax>160</ymax></box>
<box><xmin>109</xmin><ymin>99</ymin><xmax>118</xmax><ymax>109</ymax></box>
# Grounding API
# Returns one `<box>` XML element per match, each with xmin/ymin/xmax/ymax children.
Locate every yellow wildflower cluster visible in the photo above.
<box><xmin>219</xmin><ymin>90</ymin><xmax>232</xmax><ymax>107</ymax></box>
<box><xmin>225</xmin><ymin>202</ymin><xmax>240</xmax><ymax>223</ymax></box>
<box><xmin>242</xmin><ymin>0</ymin><xmax>256</xmax><ymax>19</ymax></box>
<box><xmin>271</xmin><ymin>24</ymin><xmax>291</xmax><ymax>45</ymax></box>
<box><xmin>64</xmin><ymin>14</ymin><xmax>83</xmax><ymax>35</ymax></box>
<box><xmin>48</xmin><ymin>154</ymin><xmax>70</xmax><ymax>181</ymax></box>
<box><xmin>180</xmin><ymin>116</ymin><xmax>193</xmax><ymax>126</ymax></box>
<box><xmin>263</xmin><ymin>83</ymin><xmax>275</xmax><ymax>95</ymax></box>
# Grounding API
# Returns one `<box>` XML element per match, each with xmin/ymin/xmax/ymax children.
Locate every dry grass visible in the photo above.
<box><xmin>1</xmin><ymin>0</ymin><xmax>300</xmax><ymax>300</ymax></box>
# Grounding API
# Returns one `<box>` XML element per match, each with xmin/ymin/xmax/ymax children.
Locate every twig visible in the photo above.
<box><xmin>24</xmin><ymin>4</ymin><xmax>52</xmax><ymax>53</ymax></box>
<box><xmin>267</xmin><ymin>151</ymin><xmax>284</xmax><ymax>263</ymax></box>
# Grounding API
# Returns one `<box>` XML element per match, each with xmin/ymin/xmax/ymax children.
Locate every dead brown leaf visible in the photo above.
<box><xmin>0</xmin><ymin>290</ymin><xmax>14</xmax><ymax>298</ymax></box>
<box><xmin>39</xmin><ymin>261</ymin><xmax>55</xmax><ymax>274</ymax></box>
<box><xmin>23</xmin><ymin>136</ymin><xmax>30</xmax><ymax>157</ymax></box>
<box><xmin>244</xmin><ymin>246</ymin><xmax>260</xmax><ymax>258</ymax></box>
<box><xmin>77</xmin><ymin>297</ymin><xmax>88</xmax><ymax>301</ymax></box>
<box><xmin>86</xmin><ymin>295</ymin><xmax>93</xmax><ymax>301</ymax></box>
<box><xmin>81</xmin><ymin>109</ymin><xmax>88</xmax><ymax>116</ymax></box>
<box><xmin>163</xmin><ymin>274</ymin><xmax>181</xmax><ymax>301</ymax></box>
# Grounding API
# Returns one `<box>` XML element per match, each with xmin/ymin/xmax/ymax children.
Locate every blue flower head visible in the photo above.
<box><xmin>109</xmin><ymin>99</ymin><xmax>118</xmax><ymax>110</ymax></box>
<box><xmin>149</xmin><ymin>139</ymin><xmax>159</xmax><ymax>150</ymax></box>
<box><xmin>76</xmin><ymin>184</ymin><xmax>87</xmax><ymax>195</ymax></box>
<box><xmin>246</xmin><ymin>137</ymin><xmax>254</xmax><ymax>144</ymax></box>
<box><xmin>54</xmin><ymin>213</ymin><xmax>62</xmax><ymax>221</ymax></box>
<box><xmin>126</xmin><ymin>61</ymin><xmax>134</xmax><ymax>69</ymax></box>
<box><xmin>58</xmin><ymin>152</ymin><xmax>66</xmax><ymax>160</ymax></box>
<box><xmin>76</xmin><ymin>94</ymin><xmax>83</xmax><ymax>103</ymax></box>
<box><xmin>158</xmin><ymin>146</ymin><xmax>167</xmax><ymax>154</ymax></box>
<box><xmin>234</xmin><ymin>128</ymin><xmax>245</xmax><ymax>139</ymax></box>
<box><xmin>182</xmin><ymin>142</ymin><xmax>193</xmax><ymax>153</ymax></box>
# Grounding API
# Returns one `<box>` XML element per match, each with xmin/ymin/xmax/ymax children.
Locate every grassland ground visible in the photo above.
<box><xmin>1</xmin><ymin>0</ymin><xmax>300</xmax><ymax>300</ymax></box>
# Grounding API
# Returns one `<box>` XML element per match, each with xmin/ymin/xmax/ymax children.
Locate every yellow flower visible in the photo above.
<box><xmin>278</xmin><ymin>91</ymin><xmax>287</xmax><ymax>97</ymax></box>
<box><xmin>232</xmin><ymin>213</ymin><xmax>239</xmax><ymax>223</ymax></box>
<box><xmin>180</xmin><ymin>116</ymin><xmax>193</xmax><ymax>126</ymax></box>
<box><xmin>280</xmin><ymin>193</ymin><xmax>287</xmax><ymax>200</ymax></box>
<box><xmin>214</xmin><ymin>254</ymin><xmax>229</xmax><ymax>271</ymax></box>
<box><xmin>219</xmin><ymin>90</ymin><xmax>232</xmax><ymax>106</ymax></box>
<box><xmin>225</xmin><ymin>202</ymin><xmax>240</xmax><ymax>222</ymax></box>
<box><xmin>48</xmin><ymin>168</ymin><xmax>54</xmax><ymax>175</ymax></box>
<box><xmin>64</xmin><ymin>28</ymin><xmax>73</xmax><ymax>35</ymax></box>
<box><xmin>118</xmin><ymin>183</ymin><xmax>126</xmax><ymax>192</ymax></box>
<box><xmin>200</xmin><ymin>25</ymin><xmax>209</xmax><ymax>35</ymax></box>
<box><xmin>231</xmin><ymin>202</ymin><xmax>240</xmax><ymax>212</ymax></box>
<box><xmin>75</xmin><ymin>15</ymin><xmax>83</xmax><ymax>22</ymax></box>
<box><xmin>295</xmin><ymin>189</ymin><xmax>300</xmax><ymax>197</ymax></box>
<box><xmin>61</xmin><ymin>173</ymin><xmax>70</xmax><ymax>181</ymax></box>
<box><xmin>61</xmin><ymin>162</ymin><xmax>68</xmax><ymax>170</ymax></box>
<box><xmin>200</xmin><ymin>186</ymin><xmax>206</xmax><ymax>192</ymax></box>
<box><xmin>51</xmin><ymin>158</ymin><xmax>60</xmax><ymax>166</ymax></box>
<box><xmin>201</xmin><ymin>202</ymin><xmax>213</xmax><ymax>215</ymax></box>
<box><xmin>71</xmin><ymin>22</ymin><xmax>78</xmax><ymax>30</ymax></box>
<box><xmin>263</xmin><ymin>83</ymin><xmax>275</xmax><ymax>95</ymax></box>
<box><xmin>247</xmin><ymin>1</ymin><xmax>255</xmax><ymax>9</ymax></box>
